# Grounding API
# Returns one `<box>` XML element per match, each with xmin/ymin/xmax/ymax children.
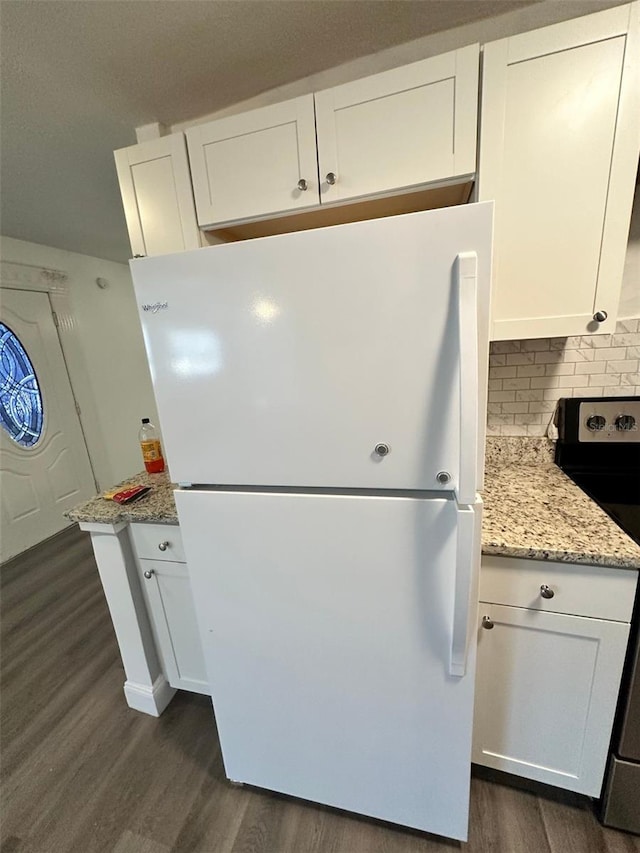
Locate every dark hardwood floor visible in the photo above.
<box><xmin>1</xmin><ymin>526</ymin><xmax>639</xmax><ymax>853</ymax></box>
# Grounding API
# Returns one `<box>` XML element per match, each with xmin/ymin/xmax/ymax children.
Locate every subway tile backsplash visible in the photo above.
<box><xmin>486</xmin><ymin>318</ymin><xmax>640</xmax><ymax>437</ymax></box>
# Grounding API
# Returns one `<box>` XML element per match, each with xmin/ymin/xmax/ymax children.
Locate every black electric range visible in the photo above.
<box><xmin>556</xmin><ymin>396</ymin><xmax>640</xmax><ymax>834</ymax></box>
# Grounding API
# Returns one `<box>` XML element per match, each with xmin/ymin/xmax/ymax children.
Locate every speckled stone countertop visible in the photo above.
<box><xmin>482</xmin><ymin>438</ymin><xmax>640</xmax><ymax>570</ymax></box>
<box><xmin>65</xmin><ymin>470</ymin><xmax>179</xmax><ymax>525</ymax></box>
<box><xmin>67</xmin><ymin>442</ymin><xmax>640</xmax><ymax>570</ymax></box>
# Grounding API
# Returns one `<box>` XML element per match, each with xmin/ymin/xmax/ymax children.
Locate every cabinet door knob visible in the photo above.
<box><xmin>374</xmin><ymin>442</ymin><xmax>390</xmax><ymax>457</ymax></box>
<box><xmin>143</xmin><ymin>569</ymin><xmax>155</xmax><ymax>579</ymax></box>
<box><xmin>297</xmin><ymin>178</ymin><xmax>308</xmax><ymax>191</ymax></box>
<box><xmin>158</xmin><ymin>541</ymin><xmax>169</xmax><ymax>552</ymax></box>
<box><xmin>593</xmin><ymin>310</ymin><xmax>608</xmax><ymax>323</ymax></box>
<box><xmin>540</xmin><ymin>584</ymin><xmax>555</xmax><ymax>599</ymax></box>
<box><xmin>325</xmin><ymin>172</ymin><xmax>337</xmax><ymax>186</ymax></box>
<box><xmin>482</xmin><ymin>615</ymin><xmax>494</xmax><ymax>630</ymax></box>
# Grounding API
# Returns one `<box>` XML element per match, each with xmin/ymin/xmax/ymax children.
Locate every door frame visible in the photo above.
<box><xmin>0</xmin><ymin>260</ymin><xmax>98</xmax><ymax>491</ymax></box>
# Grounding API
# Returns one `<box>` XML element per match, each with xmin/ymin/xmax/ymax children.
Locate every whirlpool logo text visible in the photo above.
<box><xmin>141</xmin><ymin>302</ymin><xmax>169</xmax><ymax>313</ymax></box>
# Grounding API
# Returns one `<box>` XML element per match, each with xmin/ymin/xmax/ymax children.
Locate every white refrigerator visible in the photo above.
<box><xmin>132</xmin><ymin>202</ymin><xmax>493</xmax><ymax>841</ymax></box>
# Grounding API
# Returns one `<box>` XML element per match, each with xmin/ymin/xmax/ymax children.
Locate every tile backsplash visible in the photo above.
<box><xmin>487</xmin><ymin>318</ymin><xmax>640</xmax><ymax>437</ymax></box>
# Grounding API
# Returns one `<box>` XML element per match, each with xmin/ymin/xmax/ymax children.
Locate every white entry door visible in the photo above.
<box><xmin>0</xmin><ymin>288</ymin><xmax>96</xmax><ymax>562</ymax></box>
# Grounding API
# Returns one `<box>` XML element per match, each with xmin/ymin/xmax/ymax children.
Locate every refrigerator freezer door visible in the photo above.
<box><xmin>175</xmin><ymin>488</ymin><xmax>479</xmax><ymax>841</ymax></box>
<box><xmin>132</xmin><ymin>203</ymin><xmax>492</xmax><ymax>490</ymax></box>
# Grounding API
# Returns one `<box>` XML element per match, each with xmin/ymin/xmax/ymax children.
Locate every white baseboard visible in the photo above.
<box><xmin>124</xmin><ymin>676</ymin><xmax>177</xmax><ymax>716</ymax></box>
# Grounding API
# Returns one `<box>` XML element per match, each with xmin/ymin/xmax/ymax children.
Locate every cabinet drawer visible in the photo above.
<box><xmin>479</xmin><ymin>555</ymin><xmax>637</xmax><ymax>622</ymax></box>
<box><xmin>130</xmin><ymin>523</ymin><xmax>185</xmax><ymax>563</ymax></box>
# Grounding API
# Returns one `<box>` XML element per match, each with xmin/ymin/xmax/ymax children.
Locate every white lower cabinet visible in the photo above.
<box><xmin>473</xmin><ymin>556</ymin><xmax>637</xmax><ymax>796</ymax></box>
<box><xmin>131</xmin><ymin>524</ymin><xmax>208</xmax><ymax>695</ymax></box>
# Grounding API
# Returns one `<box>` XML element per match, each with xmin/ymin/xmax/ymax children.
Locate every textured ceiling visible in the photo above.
<box><xmin>0</xmin><ymin>0</ymin><xmax>622</xmax><ymax>264</ymax></box>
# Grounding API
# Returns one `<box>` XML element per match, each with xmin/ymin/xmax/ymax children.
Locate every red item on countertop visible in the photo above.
<box><xmin>112</xmin><ymin>485</ymin><xmax>152</xmax><ymax>505</ymax></box>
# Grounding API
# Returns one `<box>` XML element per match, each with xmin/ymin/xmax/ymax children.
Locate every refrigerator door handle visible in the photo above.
<box><xmin>455</xmin><ymin>252</ymin><xmax>478</xmax><ymax>506</ymax></box>
<box><xmin>450</xmin><ymin>500</ymin><xmax>482</xmax><ymax>677</ymax></box>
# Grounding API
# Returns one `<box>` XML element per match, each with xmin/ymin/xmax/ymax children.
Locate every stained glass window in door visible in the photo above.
<box><xmin>0</xmin><ymin>322</ymin><xmax>44</xmax><ymax>447</ymax></box>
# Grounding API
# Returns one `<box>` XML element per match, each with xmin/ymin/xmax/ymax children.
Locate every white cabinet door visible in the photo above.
<box><xmin>186</xmin><ymin>95</ymin><xmax>319</xmax><ymax>227</ymax></box>
<box><xmin>315</xmin><ymin>46</ymin><xmax>479</xmax><ymax>204</ymax></box>
<box><xmin>138</xmin><ymin>558</ymin><xmax>208</xmax><ymax>694</ymax></box>
<box><xmin>473</xmin><ymin>603</ymin><xmax>630</xmax><ymax>796</ymax></box>
<box><xmin>479</xmin><ymin>3</ymin><xmax>639</xmax><ymax>340</ymax></box>
<box><xmin>114</xmin><ymin>134</ymin><xmax>201</xmax><ymax>258</ymax></box>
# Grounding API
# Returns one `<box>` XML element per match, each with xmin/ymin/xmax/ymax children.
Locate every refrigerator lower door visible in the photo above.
<box><xmin>176</xmin><ymin>488</ymin><xmax>480</xmax><ymax>841</ymax></box>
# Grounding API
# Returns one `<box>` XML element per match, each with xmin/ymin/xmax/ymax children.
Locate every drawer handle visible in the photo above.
<box><xmin>143</xmin><ymin>569</ymin><xmax>155</xmax><ymax>580</ymax></box>
<box><xmin>158</xmin><ymin>541</ymin><xmax>169</xmax><ymax>552</ymax></box>
<box><xmin>540</xmin><ymin>584</ymin><xmax>555</xmax><ymax>599</ymax></box>
<box><xmin>481</xmin><ymin>615</ymin><xmax>494</xmax><ymax>630</ymax></box>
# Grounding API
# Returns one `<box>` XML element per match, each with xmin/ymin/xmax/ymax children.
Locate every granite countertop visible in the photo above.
<box><xmin>67</xmin><ymin>440</ymin><xmax>640</xmax><ymax>570</ymax></box>
<box><xmin>483</xmin><ymin>438</ymin><xmax>640</xmax><ymax>570</ymax></box>
<box><xmin>65</xmin><ymin>470</ymin><xmax>179</xmax><ymax>525</ymax></box>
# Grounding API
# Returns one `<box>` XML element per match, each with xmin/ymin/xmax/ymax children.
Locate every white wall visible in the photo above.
<box><xmin>0</xmin><ymin>236</ymin><xmax>158</xmax><ymax>489</ymax></box>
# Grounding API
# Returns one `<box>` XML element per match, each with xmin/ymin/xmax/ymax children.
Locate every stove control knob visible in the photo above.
<box><xmin>615</xmin><ymin>414</ymin><xmax>636</xmax><ymax>432</ymax></box>
<box><xmin>586</xmin><ymin>415</ymin><xmax>606</xmax><ymax>431</ymax></box>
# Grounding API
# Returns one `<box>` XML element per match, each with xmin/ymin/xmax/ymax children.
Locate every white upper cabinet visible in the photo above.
<box><xmin>479</xmin><ymin>3</ymin><xmax>639</xmax><ymax>340</ymax></box>
<box><xmin>186</xmin><ymin>95</ymin><xmax>319</xmax><ymax>227</ymax></box>
<box><xmin>114</xmin><ymin>134</ymin><xmax>200</xmax><ymax>258</ymax></box>
<box><xmin>186</xmin><ymin>47</ymin><xmax>479</xmax><ymax>230</ymax></box>
<box><xmin>315</xmin><ymin>46</ymin><xmax>479</xmax><ymax>204</ymax></box>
